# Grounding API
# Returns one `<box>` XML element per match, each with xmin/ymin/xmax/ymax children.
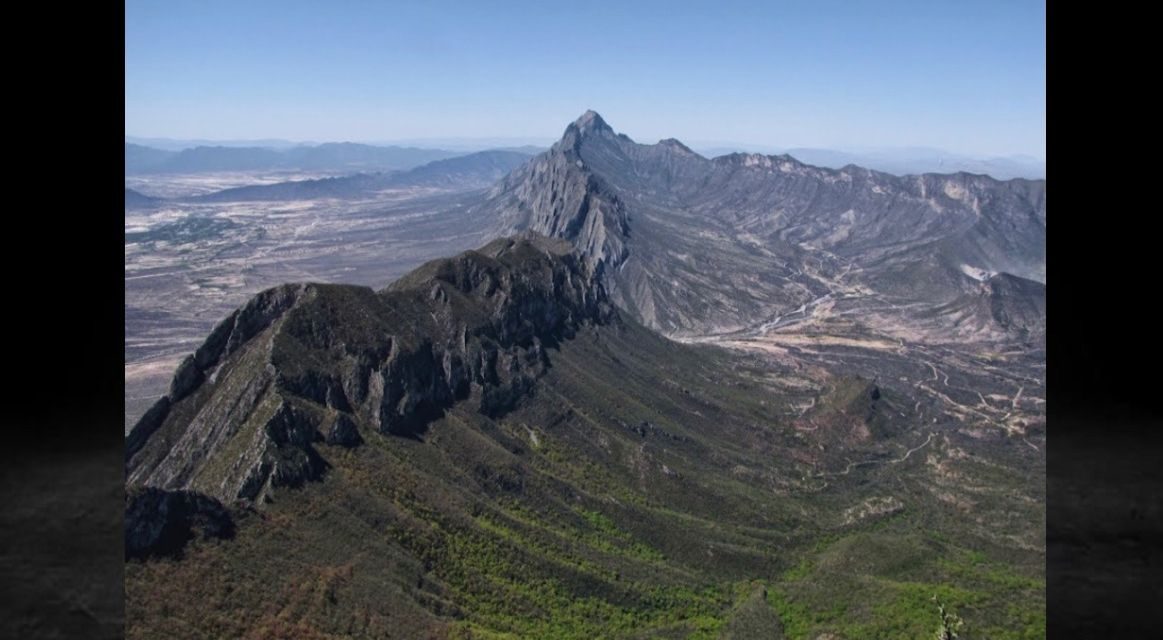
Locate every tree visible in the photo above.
<box><xmin>932</xmin><ymin>595</ymin><xmax>965</xmax><ymax>640</ymax></box>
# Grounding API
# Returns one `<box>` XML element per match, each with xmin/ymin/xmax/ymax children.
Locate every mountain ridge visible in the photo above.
<box><xmin>126</xmin><ymin>235</ymin><xmax>615</xmax><ymax>505</ymax></box>
<box><xmin>183</xmin><ymin>149</ymin><xmax>534</xmax><ymax>203</ymax></box>
<box><xmin>478</xmin><ymin>111</ymin><xmax>1044</xmax><ymax>340</ymax></box>
<box><xmin>125</xmin><ymin>141</ymin><xmax>464</xmax><ymax>175</ymax></box>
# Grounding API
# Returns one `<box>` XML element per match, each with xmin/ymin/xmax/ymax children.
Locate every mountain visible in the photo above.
<box><xmin>283</xmin><ymin>142</ymin><xmax>461</xmax><ymax>172</ymax></box>
<box><xmin>126</xmin><ymin>136</ymin><xmax>311</xmax><ymax>151</ymax></box>
<box><xmin>378</xmin><ymin>137</ymin><xmax>556</xmax><ymax>152</ymax></box>
<box><xmin>783</xmin><ymin>148</ymin><xmax>1046</xmax><ymax>181</ymax></box>
<box><xmin>125</xmin><ymin>235</ymin><xmax>1044</xmax><ymax>639</ymax></box>
<box><xmin>478</xmin><ymin>111</ymin><xmax>1045</xmax><ymax>343</ymax></box>
<box><xmin>124</xmin><ymin>188</ymin><xmax>163</xmax><ymax>209</ymax></box>
<box><xmin>692</xmin><ymin>145</ymin><xmax>1045</xmax><ymax>180</ymax></box>
<box><xmin>126</xmin><ymin>235</ymin><xmax>613</xmax><ymax>504</ymax></box>
<box><xmin>923</xmin><ymin>271</ymin><xmax>1047</xmax><ymax>344</ymax></box>
<box><xmin>125</xmin><ymin>143</ymin><xmax>177</xmax><ymax>174</ymax></box>
<box><xmin>146</xmin><ymin>145</ymin><xmax>287</xmax><ymax>173</ymax></box>
<box><xmin>189</xmin><ymin>150</ymin><xmax>533</xmax><ymax>203</ymax></box>
<box><xmin>125</xmin><ymin>142</ymin><xmax>463</xmax><ymax>175</ymax></box>
<box><xmin>497</xmin><ymin>144</ymin><xmax>550</xmax><ymax>155</ymax></box>
<box><xmin>397</xmin><ymin>149</ymin><xmax>534</xmax><ymax>188</ymax></box>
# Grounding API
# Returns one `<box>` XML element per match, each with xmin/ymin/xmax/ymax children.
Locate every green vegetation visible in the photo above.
<box><xmin>763</xmin><ymin>531</ymin><xmax>1043</xmax><ymax>640</ymax></box>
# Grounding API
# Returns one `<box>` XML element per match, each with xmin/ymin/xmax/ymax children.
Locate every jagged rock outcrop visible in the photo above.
<box><xmin>125</xmin><ymin>235</ymin><xmax>616</xmax><ymax>504</ymax></box>
<box><xmin>125</xmin><ymin>487</ymin><xmax>235</xmax><ymax>560</ymax></box>
<box><xmin>487</xmin><ymin>111</ymin><xmax>631</xmax><ymax>274</ymax></box>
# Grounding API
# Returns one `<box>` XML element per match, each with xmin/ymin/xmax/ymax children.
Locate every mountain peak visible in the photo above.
<box><xmin>573</xmin><ymin>109</ymin><xmax>610</xmax><ymax>131</ymax></box>
<box><xmin>562</xmin><ymin>110</ymin><xmax>616</xmax><ymax>144</ymax></box>
<box><xmin>658</xmin><ymin>138</ymin><xmax>697</xmax><ymax>156</ymax></box>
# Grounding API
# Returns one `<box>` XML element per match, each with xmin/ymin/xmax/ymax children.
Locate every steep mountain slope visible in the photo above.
<box><xmin>188</xmin><ymin>150</ymin><xmax>532</xmax><ymax>203</ymax></box>
<box><xmin>127</xmin><ymin>235</ymin><xmax>612</xmax><ymax>504</ymax></box>
<box><xmin>126</xmin><ymin>236</ymin><xmax>1044</xmax><ymax>639</ymax></box>
<box><xmin>478</xmin><ymin>111</ymin><xmax>1045</xmax><ymax>342</ymax></box>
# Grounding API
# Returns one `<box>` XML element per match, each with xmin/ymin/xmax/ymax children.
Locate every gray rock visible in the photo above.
<box><xmin>326</xmin><ymin>413</ymin><xmax>362</xmax><ymax>447</ymax></box>
<box><xmin>124</xmin><ymin>487</ymin><xmax>234</xmax><ymax>560</ymax></box>
<box><xmin>125</xmin><ymin>236</ymin><xmax>617</xmax><ymax>504</ymax></box>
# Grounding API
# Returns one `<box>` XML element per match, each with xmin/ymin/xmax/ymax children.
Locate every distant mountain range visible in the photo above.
<box><xmin>127</xmin><ymin>136</ymin><xmax>1041</xmax><ymax>180</ymax></box>
<box><xmin>694</xmin><ymin>145</ymin><xmax>1044</xmax><ymax>180</ymax></box>
<box><xmin>123</xmin><ymin>188</ymin><xmax>162</xmax><ymax>209</ymax></box>
<box><xmin>127</xmin><ymin>135</ymin><xmax>554</xmax><ymax>153</ymax></box>
<box><xmin>126</xmin><ymin>136</ymin><xmax>313</xmax><ymax>151</ymax></box>
<box><xmin>126</xmin><ymin>150</ymin><xmax>534</xmax><ymax>204</ymax></box>
<box><xmin>125</xmin><ymin>142</ymin><xmax>464</xmax><ymax>175</ymax></box>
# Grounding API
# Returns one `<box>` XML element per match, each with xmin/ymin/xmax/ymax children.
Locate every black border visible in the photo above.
<box><xmin>1</xmin><ymin>2</ymin><xmax>127</xmax><ymax>638</ymax></box>
<box><xmin>1045</xmin><ymin>0</ymin><xmax>1162</xmax><ymax>636</ymax></box>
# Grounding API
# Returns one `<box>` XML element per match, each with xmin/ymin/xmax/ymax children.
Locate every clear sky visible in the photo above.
<box><xmin>125</xmin><ymin>0</ymin><xmax>1045</xmax><ymax>158</ymax></box>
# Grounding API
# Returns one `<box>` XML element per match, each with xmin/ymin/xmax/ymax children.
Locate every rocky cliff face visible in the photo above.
<box><xmin>476</xmin><ymin>111</ymin><xmax>1046</xmax><ymax>340</ymax></box>
<box><xmin>124</xmin><ymin>487</ymin><xmax>235</xmax><ymax>560</ymax></box>
<box><xmin>487</xmin><ymin>112</ymin><xmax>631</xmax><ymax>274</ymax></box>
<box><xmin>125</xmin><ymin>235</ymin><xmax>616</xmax><ymax>505</ymax></box>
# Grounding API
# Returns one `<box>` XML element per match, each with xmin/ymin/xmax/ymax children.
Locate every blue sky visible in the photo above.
<box><xmin>125</xmin><ymin>0</ymin><xmax>1045</xmax><ymax>158</ymax></box>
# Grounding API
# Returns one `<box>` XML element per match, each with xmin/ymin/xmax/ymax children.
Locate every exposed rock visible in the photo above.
<box><xmin>125</xmin><ymin>487</ymin><xmax>234</xmax><ymax>560</ymax></box>
<box><xmin>168</xmin><ymin>355</ymin><xmax>202</xmax><ymax>401</ymax></box>
<box><xmin>125</xmin><ymin>395</ymin><xmax>169</xmax><ymax>463</ymax></box>
<box><xmin>125</xmin><ymin>236</ymin><xmax>617</xmax><ymax>504</ymax></box>
<box><xmin>484</xmin><ymin>115</ymin><xmax>632</xmax><ymax>276</ymax></box>
<box><xmin>326</xmin><ymin>413</ymin><xmax>363</xmax><ymax>447</ymax></box>
<box><xmin>842</xmin><ymin>496</ymin><xmax>906</xmax><ymax>525</ymax></box>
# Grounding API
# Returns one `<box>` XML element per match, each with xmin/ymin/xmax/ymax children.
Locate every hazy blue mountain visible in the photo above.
<box><xmin>124</xmin><ymin>188</ymin><xmax>163</xmax><ymax>209</ymax></box>
<box><xmin>189</xmin><ymin>150</ymin><xmax>533</xmax><ymax>202</ymax></box>
<box><xmin>125</xmin><ymin>144</ymin><xmax>177</xmax><ymax>174</ymax></box>
<box><xmin>379</xmin><ymin>137</ymin><xmax>556</xmax><ymax>152</ymax></box>
<box><xmin>394</xmin><ymin>149</ymin><xmax>533</xmax><ymax>187</ymax></box>
<box><xmin>148</xmin><ymin>146</ymin><xmax>287</xmax><ymax>173</ymax></box>
<box><xmin>124</xmin><ymin>141</ymin><xmax>464</xmax><ymax>175</ymax></box>
<box><xmin>695</xmin><ymin>144</ymin><xmax>1044</xmax><ymax>180</ymax></box>
<box><xmin>126</xmin><ymin>136</ymin><xmax>312</xmax><ymax>151</ymax></box>
<box><xmin>279</xmin><ymin>142</ymin><xmax>460</xmax><ymax>171</ymax></box>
